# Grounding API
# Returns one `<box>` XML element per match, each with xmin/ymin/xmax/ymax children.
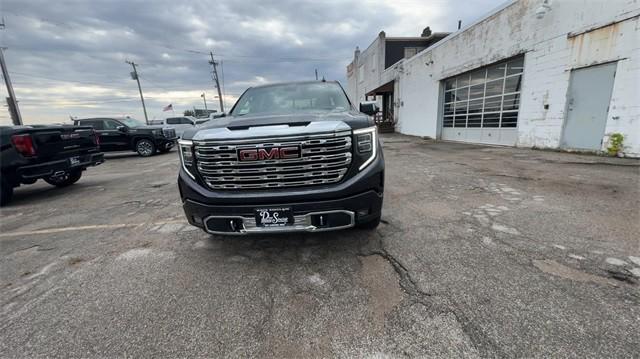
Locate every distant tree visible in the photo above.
<box><xmin>183</xmin><ymin>110</ymin><xmax>195</xmax><ymax>117</ymax></box>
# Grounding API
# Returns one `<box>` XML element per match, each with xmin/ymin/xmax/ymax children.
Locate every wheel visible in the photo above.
<box><xmin>136</xmin><ymin>139</ymin><xmax>156</xmax><ymax>157</ymax></box>
<box><xmin>356</xmin><ymin>215</ymin><xmax>381</xmax><ymax>230</ymax></box>
<box><xmin>0</xmin><ymin>177</ymin><xmax>13</xmax><ymax>206</ymax></box>
<box><xmin>44</xmin><ymin>169</ymin><xmax>82</xmax><ymax>187</ymax></box>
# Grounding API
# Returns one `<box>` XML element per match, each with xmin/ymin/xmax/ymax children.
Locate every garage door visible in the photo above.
<box><xmin>441</xmin><ymin>56</ymin><xmax>523</xmax><ymax>146</ymax></box>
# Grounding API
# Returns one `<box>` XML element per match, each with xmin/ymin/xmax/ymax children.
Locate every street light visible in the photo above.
<box><xmin>201</xmin><ymin>92</ymin><xmax>208</xmax><ymax>110</ymax></box>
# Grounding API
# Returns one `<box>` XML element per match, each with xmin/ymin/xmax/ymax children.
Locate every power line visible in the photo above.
<box><xmin>18</xmin><ymin>98</ymin><xmax>141</xmax><ymax>106</ymax></box>
<box><xmin>11</xmin><ymin>71</ymin><xmax>126</xmax><ymax>88</ymax></box>
<box><xmin>12</xmin><ymin>75</ymin><xmax>212</xmax><ymax>96</ymax></box>
<box><xmin>2</xmin><ymin>11</ymin><xmax>349</xmax><ymax>63</ymax></box>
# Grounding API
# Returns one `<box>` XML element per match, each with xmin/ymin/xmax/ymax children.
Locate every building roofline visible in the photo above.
<box><xmin>352</xmin><ymin>31</ymin><xmax>451</xmax><ymax>65</ymax></box>
<box><xmin>385</xmin><ymin>33</ymin><xmax>450</xmax><ymax>41</ymax></box>
<box><xmin>352</xmin><ymin>0</ymin><xmax>517</xmax><ymax>66</ymax></box>
<box><xmin>404</xmin><ymin>0</ymin><xmax>518</xmax><ymax>66</ymax></box>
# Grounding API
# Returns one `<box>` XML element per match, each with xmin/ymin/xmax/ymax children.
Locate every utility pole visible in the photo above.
<box><xmin>126</xmin><ymin>60</ymin><xmax>149</xmax><ymax>124</ymax></box>
<box><xmin>201</xmin><ymin>92</ymin><xmax>207</xmax><ymax>110</ymax></box>
<box><xmin>0</xmin><ymin>20</ymin><xmax>22</xmax><ymax>125</ymax></box>
<box><xmin>0</xmin><ymin>48</ymin><xmax>21</xmax><ymax>126</ymax></box>
<box><xmin>209</xmin><ymin>52</ymin><xmax>224</xmax><ymax>113</ymax></box>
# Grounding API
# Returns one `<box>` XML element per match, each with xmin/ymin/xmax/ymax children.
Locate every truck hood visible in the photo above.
<box><xmin>183</xmin><ymin>111</ymin><xmax>373</xmax><ymax>141</ymax></box>
<box><xmin>131</xmin><ymin>125</ymin><xmax>166</xmax><ymax>131</ymax></box>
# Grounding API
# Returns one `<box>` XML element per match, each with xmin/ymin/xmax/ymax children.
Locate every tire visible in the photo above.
<box><xmin>0</xmin><ymin>177</ymin><xmax>13</xmax><ymax>206</ymax></box>
<box><xmin>44</xmin><ymin>169</ymin><xmax>82</xmax><ymax>187</ymax></box>
<box><xmin>356</xmin><ymin>215</ymin><xmax>381</xmax><ymax>230</ymax></box>
<box><xmin>136</xmin><ymin>139</ymin><xmax>156</xmax><ymax>157</ymax></box>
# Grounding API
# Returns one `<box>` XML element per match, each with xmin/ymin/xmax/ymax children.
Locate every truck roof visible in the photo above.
<box><xmin>249</xmin><ymin>80</ymin><xmax>340</xmax><ymax>90</ymax></box>
<box><xmin>74</xmin><ymin>116</ymin><xmax>133</xmax><ymax>121</ymax></box>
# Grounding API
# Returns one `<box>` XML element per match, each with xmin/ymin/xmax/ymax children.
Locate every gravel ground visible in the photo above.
<box><xmin>1</xmin><ymin>134</ymin><xmax>639</xmax><ymax>358</ymax></box>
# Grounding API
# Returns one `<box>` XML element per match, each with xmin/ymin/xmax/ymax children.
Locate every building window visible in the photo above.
<box><xmin>442</xmin><ymin>56</ymin><xmax>523</xmax><ymax>129</ymax></box>
<box><xmin>404</xmin><ymin>47</ymin><xmax>424</xmax><ymax>59</ymax></box>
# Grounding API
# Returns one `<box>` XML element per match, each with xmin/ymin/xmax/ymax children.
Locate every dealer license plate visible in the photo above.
<box><xmin>255</xmin><ymin>207</ymin><xmax>293</xmax><ymax>227</ymax></box>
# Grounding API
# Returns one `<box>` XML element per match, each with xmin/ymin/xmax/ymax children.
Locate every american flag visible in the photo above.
<box><xmin>163</xmin><ymin>104</ymin><xmax>173</xmax><ymax>112</ymax></box>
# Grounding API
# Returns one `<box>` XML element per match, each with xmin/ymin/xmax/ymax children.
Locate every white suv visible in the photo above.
<box><xmin>151</xmin><ymin>116</ymin><xmax>209</xmax><ymax>137</ymax></box>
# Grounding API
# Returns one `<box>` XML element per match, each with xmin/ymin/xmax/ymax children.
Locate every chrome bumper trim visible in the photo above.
<box><xmin>203</xmin><ymin>210</ymin><xmax>355</xmax><ymax>235</ymax></box>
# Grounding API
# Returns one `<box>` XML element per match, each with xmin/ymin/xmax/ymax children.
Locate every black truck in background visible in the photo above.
<box><xmin>0</xmin><ymin>125</ymin><xmax>104</xmax><ymax>205</ymax></box>
<box><xmin>73</xmin><ymin>117</ymin><xmax>177</xmax><ymax>157</ymax></box>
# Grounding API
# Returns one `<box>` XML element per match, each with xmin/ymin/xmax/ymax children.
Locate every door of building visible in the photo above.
<box><xmin>561</xmin><ymin>62</ymin><xmax>617</xmax><ymax>150</ymax></box>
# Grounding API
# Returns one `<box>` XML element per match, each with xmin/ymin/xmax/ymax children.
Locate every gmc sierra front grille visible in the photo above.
<box><xmin>194</xmin><ymin>131</ymin><xmax>352</xmax><ymax>190</ymax></box>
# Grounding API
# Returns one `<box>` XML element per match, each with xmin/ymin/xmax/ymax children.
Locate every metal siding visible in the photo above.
<box><xmin>561</xmin><ymin>62</ymin><xmax>617</xmax><ymax>150</ymax></box>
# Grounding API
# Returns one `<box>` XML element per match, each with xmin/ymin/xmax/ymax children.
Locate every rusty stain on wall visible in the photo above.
<box><xmin>569</xmin><ymin>22</ymin><xmax>621</xmax><ymax>68</ymax></box>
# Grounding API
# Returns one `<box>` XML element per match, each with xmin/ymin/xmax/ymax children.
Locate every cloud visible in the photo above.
<box><xmin>0</xmin><ymin>0</ymin><xmax>503</xmax><ymax>124</ymax></box>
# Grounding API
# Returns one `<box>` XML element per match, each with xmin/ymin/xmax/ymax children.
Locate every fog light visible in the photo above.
<box><xmin>193</xmin><ymin>216</ymin><xmax>203</xmax><ymax>225</ymax></box>
<box><xmin>357</xmin><ymin>208</ymin><xmax>370</xmax><ymax>217</ymax></box>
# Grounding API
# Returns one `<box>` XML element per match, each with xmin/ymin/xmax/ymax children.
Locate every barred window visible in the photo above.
<box><xmin>442</xmin><ymin>56</ymin><xmax>523</xmax><ymax>128</ymax></box>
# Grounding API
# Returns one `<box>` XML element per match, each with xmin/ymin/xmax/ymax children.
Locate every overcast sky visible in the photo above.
<box><xmin>0</xmin><ymin>0</ymin><xmax>503</xmax><ymax>125</ymax></box>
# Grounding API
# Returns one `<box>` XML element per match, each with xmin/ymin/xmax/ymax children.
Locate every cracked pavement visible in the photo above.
<box><xmin>1</xmin><ymin>134</ymin><xmax>639</xmax><ymax>357</ymax></box>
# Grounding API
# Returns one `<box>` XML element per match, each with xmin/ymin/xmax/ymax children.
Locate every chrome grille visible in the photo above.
<box><xmin>194</xmin><ymin>131</ymin><xmax>352</xmax><ymax>190</ymax></box>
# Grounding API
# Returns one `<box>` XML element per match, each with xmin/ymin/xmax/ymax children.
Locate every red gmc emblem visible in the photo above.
<box><xmin>237</xmin><ymin>146</ymin><xmax>301</xmax><ymax>161</ymax></box>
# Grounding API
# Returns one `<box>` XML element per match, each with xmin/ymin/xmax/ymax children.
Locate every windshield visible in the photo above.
<box><xmin>231</xmin><ymin>82</ymin><xmax>351</xmax><ymax>116</ymax></box>
<box><xmin>119</xmin><ymin>117</ymin><xmax>146</xmax><ymax>127</ymax></box>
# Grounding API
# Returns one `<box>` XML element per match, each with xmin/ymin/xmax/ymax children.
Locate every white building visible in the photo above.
<box><xmin>347</xmin><ymin>0</ymin><xmax>640</xmax><ymax>157</ymax></box>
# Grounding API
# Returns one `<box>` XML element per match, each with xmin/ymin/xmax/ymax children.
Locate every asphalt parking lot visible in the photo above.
<box><xmin>1</xmin><ymin>134</ymin><xmax>639</xmax><ymax>358</ymax></box>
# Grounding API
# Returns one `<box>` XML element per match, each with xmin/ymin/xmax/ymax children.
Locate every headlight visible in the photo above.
<box><xmin>152</xmin><ymin>129</ymin><xmax>163</xmax><ymax>137</ymax></box>
<box><xmin>178</xmin><ymin>139</ymin><xmax>195</xmax><ymax>179</ymax></box>
<box><xmin>353</xmin><ymin>126</ymin><xmax>377</xmax><ymax>171</ymax></box>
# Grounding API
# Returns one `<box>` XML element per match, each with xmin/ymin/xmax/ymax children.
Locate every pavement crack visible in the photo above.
<box><xmin>362</xmin><ymin>233</ymin><xmax>507</xmax><ymax>357</ymax></box>
<box><xmin>446</xmin><ymin>300</ymin><xmax>509</xmax><ymax>358</ymax></box>
<box><xmin>359</xmin><ymin>239</ymin><xmax>432</xmax><ymax>306</ymax></box>
<box><xmin>10</xmin><ymin>245</ymin><xmax>56</xmax><ymax>255</ymax></box>
<box><xmin>256</xmin><ymin>280</ymin><xmax>276</xmax><ymax>339</ymax></box>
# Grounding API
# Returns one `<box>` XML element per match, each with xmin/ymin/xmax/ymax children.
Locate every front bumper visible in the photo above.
<box><xmin>183</xmin><ymin>190</ymin><xmax>382</xmax><ymax>235</ymax></box>
<box><xmin>16</xmin><ymin>152</ymin><xmax>104</xmax><ymax>180</ymax></box>
<box><xmin>156</xmin><ymin>138</ymin><xmax>177</xmax><ymax>149</ymax></box>
<box><xmin>179</xmin><ymin>151</ymin><xmax>384</xmax><ymax>234</ymax></box>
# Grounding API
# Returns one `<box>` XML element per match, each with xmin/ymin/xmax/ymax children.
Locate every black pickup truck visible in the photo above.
<box><xmin>73</xmin><ymin>117</ymin><xmax>177</xmax><ymax>157</ymax></box>
<box><xmin>0</xmin><ymin>125</ymin><xmax>104</xmax><ymax>205</ymax></box>
<box><xmin>178</xmin><ymin>81</ymin><xmax>384</xmax><ymax>235</ymax></box>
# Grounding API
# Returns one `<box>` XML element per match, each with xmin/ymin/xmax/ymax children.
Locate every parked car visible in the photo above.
<box><xmin>150</xmin><ymin>116</ymin><xmax>209</xmax><ymax>137</ymax></box>
<box><xmin>73</xmin><ymin>117</ymin><xmax>177</xmax><ymax>156</ymax></box>
<box><xmin>0</xmin><ymin>125</ymin><xmax>104</xmax><ymax>205</ymax></box>
<box><xmin>177</xmin><ymin>80</ymin><xmax>384</xmax><ymax>235</ymax></box>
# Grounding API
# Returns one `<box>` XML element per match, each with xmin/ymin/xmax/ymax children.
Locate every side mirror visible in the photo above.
<box><xmin>359</xmin><ymin>101</ymin><xmax>379</xmax><ymax>116</ymax></box>
<box><xmin>116</xmin><ymin>126</ymin><xmax>128</xmax><ymax>133</ymax></box>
